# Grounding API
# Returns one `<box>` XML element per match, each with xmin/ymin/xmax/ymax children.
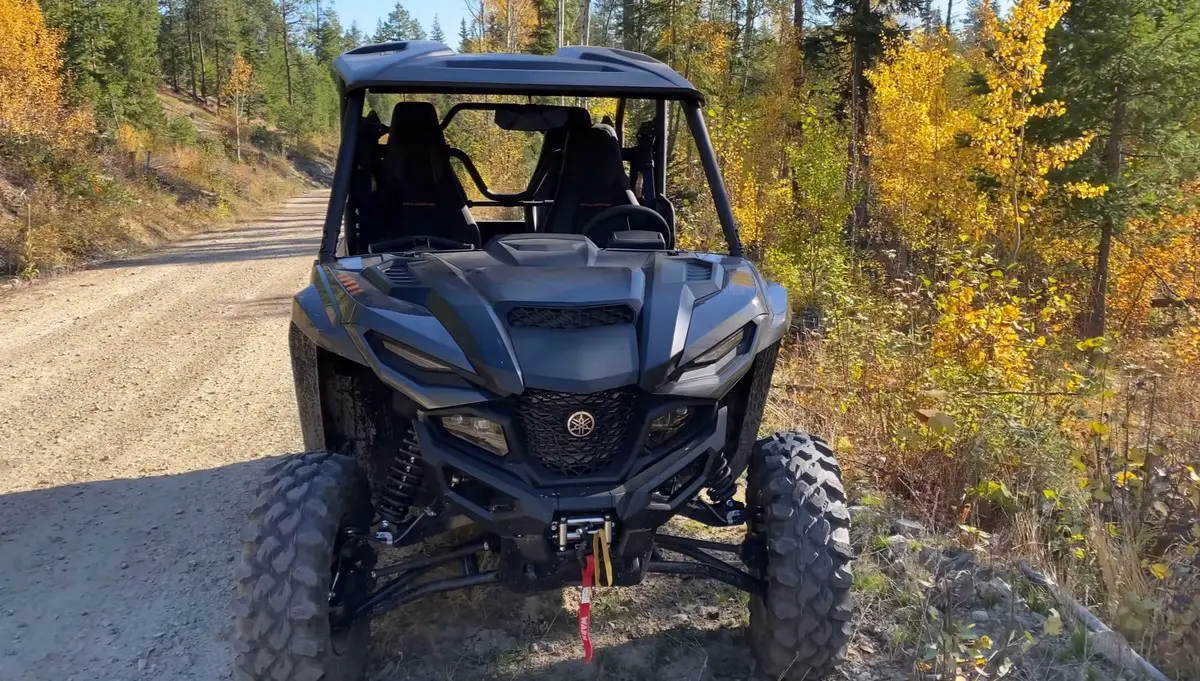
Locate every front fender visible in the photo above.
<box><xmin>291</xmin><ymin>266</ymin><xmax>365</xmax><ymax>364</ymax></box>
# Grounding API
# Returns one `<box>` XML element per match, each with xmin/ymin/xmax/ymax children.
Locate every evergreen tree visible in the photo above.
<box><xmin>962</xmin><ymin>0</ymin><xmax>1000</xmax><ymax>43</ymax></box>
<box><xmin>345</xmin><ymin>21</ymin><xmax>365</xmax><ymax>49</ymax></box>
<box><xmin>458</xmin><ymin>17</ymin><xmax>471</xmax><ymax>52</ymax></box>
<box><xmin>430</xmin><ymin>14</ymin><xmax>444</xmax><ymax>43</ymax></box>
<box><xmin>373</xmin><ymin>2</ymin><xmax>424</xmax><ymax>42</ymax></box>
<box><xmin>41</xmin><ymin>0</ymin><xmax>162</xmax><ymax>130</ymax></box>
<box><xmin>529</xmin><ymin>0</ymin><xmax>558</xmax><ymax>54</ymax></box>
<box><xmin>1041</xmin><ymin>0</ymin><xmax>1200</xmax><ymax>339</ymax></box>
<box><xmin>809</xmin><ymin>0</ymin><xmax>925</xmax><ymax>240</ymax></box>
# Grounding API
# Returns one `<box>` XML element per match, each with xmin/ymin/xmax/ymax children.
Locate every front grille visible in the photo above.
<box><xmin>507</xmin><ymin>305</ymin><xmax>634</xmax><ymax>330</ymax></box>
<box><xmin>513</xmin><ymin>388</ymin><xmax>636</xmax><ymax>476</ymax></box>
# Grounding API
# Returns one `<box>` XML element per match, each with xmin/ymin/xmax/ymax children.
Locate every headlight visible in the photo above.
<box><xmin>381</xmin><ymin>338</ymin><xmax>454</xmax><ymax>372</ymax></box>
<box><xmin>441</xmin><ymin>415</ymin><xmax>508</xmax><ymax>456</ymax></box>
<box><xmin>688</xmin><ymin>327</ymin><xmax>747</xmax><ymax>367</ymax></box>
<box><xmin>646</xmin><ymin>406</ymin><xmax>690</xmax><ymax>449</ymax></box>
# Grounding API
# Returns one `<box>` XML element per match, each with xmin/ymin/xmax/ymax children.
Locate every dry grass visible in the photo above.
<box><xmin>1</xmin><ymin>88</ymin><xmax>325</xmax><ymax>280</ymax></box>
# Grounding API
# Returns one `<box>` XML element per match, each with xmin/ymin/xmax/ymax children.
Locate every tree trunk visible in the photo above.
<box><xmin>582</xmin><ymin>0</ymin><xmax>591</xmax><ymax>45</ymax></box>
<box><xmin>1086</xmin><ymin>84</ymin><xmax>1128</xmax><ymax>341</ymax></box>
<box><xmin>281</xmin><ymin>2</ymin><xmax>294</xmax><ymax>105</ymax></box>
<box><xmin>167</xmin><ymin>7</ymin><xmax>180</xmax><ymax>93</ymax></box>
<box><xmin>845</xmin><ymin>0</ymin><xmax>870</xmax><ymax>249</ymax></box>
<box><xmin>198</xmin><ymin>25</ymin><xmax>208</xmax><ymax>102</ymax></box>
<box><xmin>235</xmin><ymin>98</ymin><xmax>242</xmax><ymax>163</ymax></box>
<box><xmin>621</xmin><ymin>0</ymin><xmax>636</xmax><ymax>50</ymax></box>
<box><xmin>214</xmin><ymin>42</ymin><xmax>222</xmax><ymax>113</ymax></box>
<box><xmin>186</xmin><ymin>13</ymin><xmax>198</xmax><ymax>101</ymax></box>
<box><xmin>741</xmin><ymin>0</ymin><xmax>757</xmax><ymax>90</ymax></box>
<box><xmin>946</xmin><ymin>0</ymin><xmax>954</xmax><ymax>29</ymax></box>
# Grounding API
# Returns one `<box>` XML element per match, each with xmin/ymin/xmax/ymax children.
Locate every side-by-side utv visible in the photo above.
<box><xmin>234</xmin><ymin>41</ymin><xmax>852</xmax><ymax>681</ymax></box>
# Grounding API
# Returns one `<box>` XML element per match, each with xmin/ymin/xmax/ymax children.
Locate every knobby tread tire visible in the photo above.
<box><xmin>747</xmin><ymin>431</ymin><xmax>853</xmax><ymax>680</ymax></box>
<box><xmin>234</xmin><ymin>451</ymin><xmax>374</xmax><ymax>681</ymax></box>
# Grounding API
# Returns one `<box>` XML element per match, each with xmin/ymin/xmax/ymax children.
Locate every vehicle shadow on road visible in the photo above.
<box><xmin>0</xmin><ymin>457</ymin><xmax>284</xmax><ymax>680</ymax></box>
<box><xmin>365</xmin><ymin>561</ymin><xmax>766</xmax><ymax>681</ymax></box>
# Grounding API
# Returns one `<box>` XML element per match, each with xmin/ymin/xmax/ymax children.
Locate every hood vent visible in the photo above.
<box><xmin>507</xmin><ymin>305</ymin><xmax>634</xmax><ymax>330</ymax></box>
<box><xmin>686</xmin><ymin>260</ymin><xmax>712</xmax><ymax>281</ymax></box>
<box><xmin>384</xmin><ymin>261</ymin><xmax>418</xmax><ymax>286</ymax></box>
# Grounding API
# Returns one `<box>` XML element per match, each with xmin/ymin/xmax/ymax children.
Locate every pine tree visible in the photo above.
<box><xmin>1041</xmin><ymin>0</ymin><xmax>1200</xmax><ymax>340</ymax></box>
<box><xmin>373</xmin><ymin>2</ymin><xmax>424</xmax><ymax>42</ymax></box>
<box><xmin>41</xmin><ymin>0</ymin><xmax>162</xmax><ymax>131</ymax></box>
<box><xmin>430</xmin><ymin>14</ymin><xmax>444</xmax><ymax>43</ymax></box>
<box><xmin>458</xmin><ymin>17</ymin><xmax>471</xmax><ymax>52</ymax></box>
<box><xmin>345</xmin><ymin>21</ymin><xmax>365</xmax><ymax>49</ymax></box>
<box><xmin>809</xmin><ymin>0</ymin><xmax>925</xmax><ymax>242</ymax></box>
<box><xmin>529</xmin><ymin>0</ymin><xmax>558</xmax><ymax>54</ymax></box>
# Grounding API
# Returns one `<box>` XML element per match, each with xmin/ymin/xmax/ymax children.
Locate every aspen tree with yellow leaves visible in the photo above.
<box><xmin>0</xmin><ymin>0</ymin><xmax>92</xmax><ymax>149</ymax></box>
<box><xmin>223</xmin><ymin>55</ymin><xmax>253</xmax><ymax>163</ymax></box>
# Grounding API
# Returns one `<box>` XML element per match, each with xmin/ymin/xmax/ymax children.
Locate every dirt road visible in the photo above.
<box><xmin>0</xmin><ymin>194</ymin><xmax>866</xmax><ymax>681</ymax></box>
<box><xmin>0</xmin><ymin>195</ymin><xmax>323</xmax><ymax>680</ymax></box>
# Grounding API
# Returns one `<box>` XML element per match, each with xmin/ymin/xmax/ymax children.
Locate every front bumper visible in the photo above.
<box><xmin>412</xmin><ymin>405</ymin><xmax>727</xmax><ymax>578</ymax></box>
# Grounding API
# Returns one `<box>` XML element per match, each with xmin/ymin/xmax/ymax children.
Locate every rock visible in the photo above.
<box><xmin>884</xmin><ymin>558</ymin><xmax>908</xmax><ymax>579</ymax></box>
<box><xmin>917</xmin><ymin>546</ymin><xmax>943</xmax><ymax>572</ymax></box>
<box><xmin>980</xmin><ymin>576</ymin><xmax>1013</xmax><ymax>605</ymax></box>
<box><xmin>703</xmin><ymin>606</ymin><xmax>720</xmax><ymax>620</ymax></box>
<box><xmin>847</xmin><ymin>505</ymin><xmax>879</xmax><ymax>521</ymax></box>
<box><xmin>884</xmin><ymin>534</ymin><xmax>910</xmax><ymax>550</ymax></box>
<box><xmin>891</xmin><ymin>519</ymin><xmax>925</xmax><ymax>537</ymax></box>
<box><xmin>970</xmin><ymin>610</ymin><xmax>990</xmax><ymax>623</ymax></box>
<box><xmin>136</xmin><ymin>658</ymin><xmax>146</xmax><ymax>671</ymax></box>
<box><xmin>936</xmin><ymin>570</ymin><xmax>976</xmax><ymax>608</ymax></box>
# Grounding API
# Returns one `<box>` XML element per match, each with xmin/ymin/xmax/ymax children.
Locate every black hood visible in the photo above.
<box><xmin>349</xmin><ymin>234</ymin><xmax>776</xmax><ymax>400</ymax></box>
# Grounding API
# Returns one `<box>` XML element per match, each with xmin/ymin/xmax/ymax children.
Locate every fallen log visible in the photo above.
<box><xmin>1018</xmin><ymin>560</ymin><xmax>1171</xmax><ymax>681</ymax></box>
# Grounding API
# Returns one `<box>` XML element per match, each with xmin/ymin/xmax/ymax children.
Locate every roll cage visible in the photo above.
<box><xmin>319</xmin><ymin>41</ymin><xmax>744</xmax><ymax>261</ymax></box>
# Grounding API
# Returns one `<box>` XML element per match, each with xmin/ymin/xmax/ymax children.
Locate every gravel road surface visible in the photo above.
<box><xmin>0</xmin><ymin>194</ymin><xmax>327</xmax><ymax>680</ymax></box>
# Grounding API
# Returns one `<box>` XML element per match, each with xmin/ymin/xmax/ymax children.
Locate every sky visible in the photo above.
<box><xmin>332</xmin><ymin>1</ymin><xmax>472</xmax><ymax>41</ymax></box>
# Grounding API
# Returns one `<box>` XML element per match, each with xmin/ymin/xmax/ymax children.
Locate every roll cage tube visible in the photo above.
<box><xmin>320</xmin><ymin>92</ymin><xmax>744</xmax><ymax>260</ymax></box>
<box><xmin>321</xmin><ymin>91</ymin><xmax>363</xmax><ymax>262</ymax></box>
<box><xmin>683</xmin><ymin>102</ymin><xmax>744</xmax><ymax>258</ymax></box>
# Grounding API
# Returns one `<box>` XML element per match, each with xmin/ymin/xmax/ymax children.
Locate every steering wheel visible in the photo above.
<box><xmin>580</xmin><ymin>205</ymin><xmax>671</xmax><ymax>247</ymax></box>
<box><xmin>368</xmin><ymin>235</ymin><xmax>474</xmax><ymax>254</ymax></box>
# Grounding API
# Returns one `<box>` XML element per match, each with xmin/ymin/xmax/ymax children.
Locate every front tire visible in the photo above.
<box><xmin>746</xmin><ymin>432</ymin><xmax>853</xmax><ymax>680</ymax></box>
<box><xmin>234</xmin><ymin>451</ymin><xmax>375</xmax><ymax>681</ymax></box>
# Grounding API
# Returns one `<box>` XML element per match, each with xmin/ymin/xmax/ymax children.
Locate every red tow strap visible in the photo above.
<box><xmin>579</xmin><ymin>554</ymin><xmax>595</xmax><ymax>663</ymax></box>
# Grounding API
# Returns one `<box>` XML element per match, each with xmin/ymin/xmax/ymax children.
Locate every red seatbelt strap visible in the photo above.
<box><xmin>579</xmin><ymin>554</ymin><xmax>595</xmax><ymax>663</ymax></box>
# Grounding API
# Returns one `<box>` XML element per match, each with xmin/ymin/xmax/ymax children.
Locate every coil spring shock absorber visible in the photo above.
<box><xmin>707</xmin><ymin>455</ymin><xmax>737</xmax><ymax>505</ymax></box>
<box><xmin>375</xmin><ymin>422</ymin><xmax>424</xmax><ymax>525</ymax></box>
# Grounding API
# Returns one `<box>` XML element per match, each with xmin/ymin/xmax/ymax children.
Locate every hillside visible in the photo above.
<box><xmin>0</xmin><ymin>86</ymin><xmax>329</xmax><ymax>281</ymax></box>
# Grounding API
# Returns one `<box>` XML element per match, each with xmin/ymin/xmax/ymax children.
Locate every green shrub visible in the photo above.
<box><xmin>166</xmin><ymin>116</ymin><xmax>198</xmax><ymax>146</ymax></box>
<box><xmin>249</xmin><ymin>125</ymin><xmax>285</xmax><ymax>154</ymax></box>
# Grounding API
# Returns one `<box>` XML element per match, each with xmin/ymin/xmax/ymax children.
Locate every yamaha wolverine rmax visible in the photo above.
<box><xmin>235</xmin><ymin>41</ymin><xmax>853</xmax><ymax>680</ymax></box>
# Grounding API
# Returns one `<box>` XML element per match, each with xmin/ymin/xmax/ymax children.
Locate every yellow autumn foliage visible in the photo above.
<box><xmin>868</xmin><ymin>30</ymin><xmax>993</xmax><ymax>248</ymax></box>
<box><xmin>0</xmin><ymin>0</ymin><xmax>92</xmax><ymax>149</ymax></box>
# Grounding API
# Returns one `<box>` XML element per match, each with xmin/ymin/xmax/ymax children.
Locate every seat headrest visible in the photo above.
<box><xmin>390</xmin><ymin>101</ymin><xmax>439</xmax><ymax>130</ymax></box>
<box><xmin>561</xmin><ymin>107</ymin><xmax>593</xmax><ymax>129</ymax></box>
<box><xmin>589</xmin><ymin>123</ymin><xmax>619</xmax><ymax>142</ymax></box>
<box><xmin>561</xmin><ymin>124</ymin><xmax>626</xmax><ymax>182</ymax></box>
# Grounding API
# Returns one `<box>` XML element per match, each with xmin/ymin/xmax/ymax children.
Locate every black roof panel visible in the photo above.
<box><xmin>334</xmin><ymin>42</ymin><xmax>703</xmax><ymax>102</ymax></box>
